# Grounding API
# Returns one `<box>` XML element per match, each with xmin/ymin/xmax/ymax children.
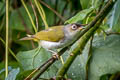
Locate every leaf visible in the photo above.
<box><xmin>58</xmin><ymin>39</ymin><xmax>91</xmax><ymax>80</ymax></box>
<box><xmin>16</xmin><ymin>70</ymin><xmax>33</xmax><ymax>79</ymax></box>
<box><xmin>80</xmin><ymin>0</ymin><xmax>91</xmax><ymax>9</ymax></box>
<box><xmin>5</xmin><ymin>68</ymin><xmax>20</xmax><ymax>80</ymax></box>
<box><xmin>108</xmin><ymin>0</ymin><xmax>120</xmax><ymax>32</ymax></box>
<box><xmin>0</xmin><ymin>66</ymin><xmax>12</xmax><ymax>74</ymax></box>
<box><xmin>66</xmin><ymin>41</ymin><xmax>90</xmax><ymax>80</ymax></box>
<box><xmin>9</xmin><ymin>4</ymin><xmax>34</xmax><ymax>31</ymax></box>
<box><xmin>0</xmin><ymin>2</ymin><xmax>5</xmax><ymax>16</ymax></box>
<box><xmin>91</xmin><ymin>0</ymin><xmax>102</xmax><ymax>9</ymax></box>
<box><xmin>16</xmin><ymin>46</ymin><xmax>58</xmax><ymax>78</ymax></box>
<box><xmin>16</xmin><ymin>47</ymin><xmax>51</xmax><ymax>70</ymax></box>
<box><xmin>88</xmin><ymin>35</ymin><xmax>120</xmax><ymax>80</ymax></box>
<box><xmin>65</xmin><ymin>7</ymin><xmax>94</xmax><ymax>24</ymax></box>
<box><xmin>66</xmin><ymin>35</ymin><xmax>120</xmax><ymax>80</ymax></box>
<box><xmin>0</xmin><ymin>61</ymin><xmax>21</xmax><ymax>80</ymax></box>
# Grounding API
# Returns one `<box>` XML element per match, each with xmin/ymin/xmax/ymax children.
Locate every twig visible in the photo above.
<box><xmin>101</xmin><ymin>28</ymin><xmax>120</xmax><ymax>36</ymax></box>
<box><xmin>107</xmin><ymin>32</ymin><xmax>120</xmax><ymax>35</ymax></box>
<box><xmin>39</xmin><ymin>0</ymin><xmax>65</xmax><ymax>22</ymax></box>
<box><xmin>30</xmin><ymin>1</ymin><xmax>39</xmax><ymax>31</ymax></box>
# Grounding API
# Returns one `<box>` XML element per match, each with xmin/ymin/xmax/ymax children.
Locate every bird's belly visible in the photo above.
<box><xmin>40</xmin><ymin>38</ymin><xmax>75</xmax><ymax>50</ymax></box>
<box><xmin>40</xmin><ymin>40</ymin><xmax>63</xmax><ymax>50</ymax></box>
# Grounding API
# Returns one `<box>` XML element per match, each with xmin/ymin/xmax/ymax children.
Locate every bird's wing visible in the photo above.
<box><xmin>34</xmin><ymin>26</ymin><xmax>65</xmax><ymax>42</ymax></box>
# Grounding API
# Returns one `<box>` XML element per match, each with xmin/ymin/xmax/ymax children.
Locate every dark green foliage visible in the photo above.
<box><xmin>0</xmin><ymin>0</ymin><xmax>120</xmax><ymax>80</ymax></box>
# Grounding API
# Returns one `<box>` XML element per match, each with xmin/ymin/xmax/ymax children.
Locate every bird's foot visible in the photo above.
<box><xmin>52</xmin><ymin>53</ymin><xmax>59</xmax><ymax>60</ymax></box>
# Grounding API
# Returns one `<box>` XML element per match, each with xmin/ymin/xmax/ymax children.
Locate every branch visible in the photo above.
<box><xmin>56</xmin><ymin>0</ymin><xmax>117</xmax><ymax>79</ymax></box>
<box><xmin>39</xmin><ymin>0</ymin><xmax>65</xmax><ymax>22</ymax></box>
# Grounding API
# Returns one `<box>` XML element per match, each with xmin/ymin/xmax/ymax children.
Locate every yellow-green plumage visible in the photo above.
<box><xmin>32</xmin><ymin>26</ymin><xmax>64</xmax><ymax>42</ymax></box>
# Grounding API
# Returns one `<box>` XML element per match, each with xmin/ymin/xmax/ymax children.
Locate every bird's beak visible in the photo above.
<box><xmin>78</xmin><ymin>24</ymin><xmax>86</xmax><ymax>30</ymax></box>
<box><xmin>79</xmin><ymin>26</ymin><xmax>85</xmax><ymax>30</ymax></box>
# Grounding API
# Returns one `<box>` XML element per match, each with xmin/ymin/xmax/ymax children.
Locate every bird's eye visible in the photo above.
<box><xmin>71</xmin><ymin>25</ymin><xmax>77</xmax><ymax>30</ymax></box>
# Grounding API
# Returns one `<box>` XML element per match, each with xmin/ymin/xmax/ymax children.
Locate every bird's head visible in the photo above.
<box><xmin>63</xmin><ymin>23</ymin><xmax>85</xmax><ymax>38</ymax></box>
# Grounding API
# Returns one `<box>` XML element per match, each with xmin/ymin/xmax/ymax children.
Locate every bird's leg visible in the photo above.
<box><xmin>47</xmin><ymin>49</ymin><xmax>59</xmax><ymax>59</ymax></box>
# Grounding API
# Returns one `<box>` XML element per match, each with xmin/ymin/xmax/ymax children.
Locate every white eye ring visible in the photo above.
<box><xmin>71</xmin><ymin>25</ymin><xmax>77</xmax><ymax>30</ymax></box>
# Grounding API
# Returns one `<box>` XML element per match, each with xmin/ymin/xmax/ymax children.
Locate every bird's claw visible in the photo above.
<box><xmin>52</xmin><ymin>53</ymin><xmax>59</xmax><ymax>60</ymax></box>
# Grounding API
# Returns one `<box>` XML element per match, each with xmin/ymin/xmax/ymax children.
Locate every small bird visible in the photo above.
<box><xmin>20</xmin><ymin>23</ymin><xmax>85</xmax><ymax>58</ymax></box>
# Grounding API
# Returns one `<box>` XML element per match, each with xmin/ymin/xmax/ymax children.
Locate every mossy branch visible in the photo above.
<box><xmin>56</xmin><ymin>0</ymin><xmax>117</xmax><ymax>79</ymax></box>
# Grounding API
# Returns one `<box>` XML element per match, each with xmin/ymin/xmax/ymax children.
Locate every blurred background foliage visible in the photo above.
<box><xmin>0</xmin><ymin>0</ymin><xmax>120</xmax><ymax>80</ymax></box>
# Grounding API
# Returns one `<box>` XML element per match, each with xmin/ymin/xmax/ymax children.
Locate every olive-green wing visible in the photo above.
<box><xmin>34</xmin><ymin>26</ymin><xmax>64</xmax><ymax>42</ymax></box>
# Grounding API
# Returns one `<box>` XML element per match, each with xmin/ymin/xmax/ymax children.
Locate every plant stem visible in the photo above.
<box><xmin>21</xmin><ymin>0</ymin><xmax>37</xmax><ymax>33</ymax></box>
<box><xmin>5</xmin><ymin>0</ymin><xmax>9</xmax><ymax>77</ymax></box>
<box><xmin>34</xmin><ymin>0</ymin><xmax>49</xmax><ymax>29</ymax></box>
<box><xmin>0</xmin><ymin>37</ymin><xmax>20</xmax><ymax>63</ymax></box>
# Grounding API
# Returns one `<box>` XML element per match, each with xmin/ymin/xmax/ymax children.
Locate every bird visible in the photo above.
<box><xmin>20</xmin><ymin>23</ymin><xmax>85</xmax><ymax>59</ymax></box>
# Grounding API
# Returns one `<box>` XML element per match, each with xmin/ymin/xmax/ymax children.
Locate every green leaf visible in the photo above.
<box><xmin>91</xmin><ymin>0</ymin><xmax>102</xmax><ymax>9</ymax></box>
<box><xmin>65</xmin><ymin>35</ymin><xmax>120</xmax><ymax>80</ymax></box>
<box><xmin>66</xmin><ymin>41</ymin><xmax>90</xmax><ymax>80</ymax></box>
<box><xmin>10</xmin><ymin>4</ymin><xmax>34</xmax><ymax>31</ymax></box>
<box><xmin>0</xmin><ymin>61</ymin><xmax>21</xmax><ymax>80</ymax></box>
<box><xmin>80</xmin><ymin>0</ymin><xmax>91</xmax><ymax>9</ymax></box>
<box><xmin>5</xmin><ymin>68</ymin><xmax>20</xmax><ymax>80</ymax></box>
<box><xmin>58</xmin><ymin>39</ymin><xmax>91</xmax><ymax>80</ymax></box>
<box><xmin>16</xmin><ymin>70</ymin><xmax>33</xmax><ymax>80</ymax></box>
<box><xmin>65</xmin><ymin>7</ymin><xmax>94</xmax><ymax>24</ymax></box>
<box><xmin>16</xmin><ymin>46</ymin><xmax>58</xmax><ymax>78</ymax></box>
<box><xmin>16</xmin><ymin>47</ymin><xmax>51</xmax><ymax>70</ymax></box>
<box><xmin>0</xmin><ymin>2</ymin><xmax>5</xmax><ymax>17</ymax></box>
<box><xmin>108</xmin><ymin>0</ymin><xmax>120</xmax><ymax>32</ymax></box>
<box><xmin>88</xmin><ymin>35</ymin><xmax>120</xmax><ymax>80</ymax></box>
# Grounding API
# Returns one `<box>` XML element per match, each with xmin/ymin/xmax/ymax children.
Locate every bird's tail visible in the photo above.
<box><xmin>19</xmin><ymin>34</ymin><xmax>35</xmax><ymax>41</ymax></box>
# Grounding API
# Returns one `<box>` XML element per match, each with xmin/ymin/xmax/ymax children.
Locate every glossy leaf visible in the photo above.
<box><xmin>5</xmin><ymin>68</ymin><xmax>20</xmax><ymax>80</ymax></box>
<box><xmin>80</xmin><ymin>0</ymin><xmax>91</xmax><ymax>9</ymax></box>
<box><xmin>0</xmin><ymin>2</ymin><xmax>5</xmax><ymax>16</ymax></box>
<box><xmin>65</xmin><ymin>7</ymin><xmax>94</xmax><ymax>24</ymax></box>
<box><xmin>108</xmin><ymin>0</ymin><xmax>120</xmax><ymax>32</ymax></box>
<box><xmin>66</xmin><ymin>41</ymin><xmax>90</xmax><ymax>80</ymax></box>
<box><xmin>88</xmin><ymin>35</ymin><xmax>120</xmax><ymax>80</ymax></box>
<box><xmin>16</xmin><ymin>47</ymin><xmax>51</xmax><ymax>70</ymax></box>
<box><xmin>10</xmin><ymin>4</ymin><xmax>34</xmax><ymax>31</ymax></box>
<box><xmin>16</xmin><ymin>46</ymin><xmax>58</xmax><ymax>78</ymax></box>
